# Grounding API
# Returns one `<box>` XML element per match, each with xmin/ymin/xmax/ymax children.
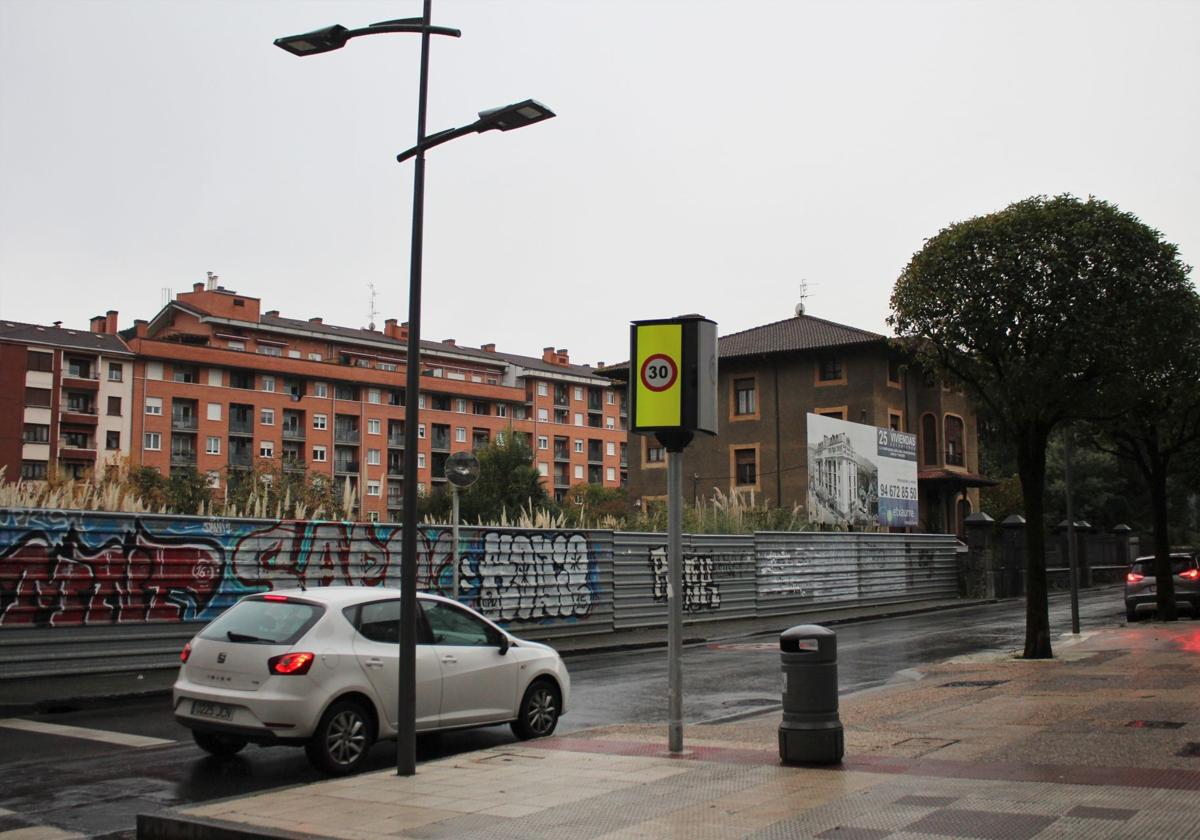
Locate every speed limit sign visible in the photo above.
<box><xmin>640</xmin><ymin>353</ymin><xmax>678</xmax><ymax>392</ymax></box>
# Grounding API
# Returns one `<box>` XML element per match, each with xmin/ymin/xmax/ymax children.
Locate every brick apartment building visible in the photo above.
<box><xmin>610</xmin><ymin>310</ymin><xmax>990</xmax><ymax>536</ymax></box>
<box><xmin>0</xmin><ymin>316</ymin><xmax>135</xmax><ymax>482</ymax></box>
<box><xmin>113</xmin><ymin>280</ymin><xmax>627</xmax><ymax>519</ymax></box>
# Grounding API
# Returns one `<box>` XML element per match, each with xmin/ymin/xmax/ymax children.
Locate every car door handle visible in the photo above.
<box><xmin>441</xmin><ymin>655</ymin><xmax>457</xmax><ymax>665</ymax></box>
<box><xmin>365</xmin><ymin>657</ymin><xmax>385</xmax><ymax>669</ymax></box>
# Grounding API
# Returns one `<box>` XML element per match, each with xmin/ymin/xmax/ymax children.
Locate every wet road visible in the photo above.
<box><xmin>0</xmin><ymin>588</ymin><xmax>1127</xmax><ymax>838</ymax></box>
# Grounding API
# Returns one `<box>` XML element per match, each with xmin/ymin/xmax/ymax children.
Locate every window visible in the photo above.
<box><xmin>537</xmin><ymin>408</ymin><xmax>549</xmax><ymax>422</ymax></box>
<box><xmin>455</xmin><ymin>399</ymin><xmax>467</xmax><ymax>413</ymax></box>
<box><xmin>313</xmin><ymin>413</ymin><xmax>327</xmax><ymax>430</ymax></box>
<box><xmin>418</xmin><ymin>394</ymin><xmax>426</xmax><ymax>409</ymax></box>
<box><xmin>573</xmin><ymin>465</ymin><xmax>584</xmax><ymax>480</ymax></box>
<box><xmin>21</xmin><ymin>461</ymin><xmax>48</xmax><ymax>480</ymax></box>
<box><xmin>734</xmin><ymin>377</ymin><xmax>757</xmax><ymax>417</ymax></box>
<box><xmin>367</xmin><ymin>480</ymin><xmax>381</xmax><ymax>497</ymax></box>
<box><xmin>455</xmin><ymin>427</ymin><xmax>466</xmax><ymax>443</ymax></box>
<box><xmin>367</xmin><ymin>448</ymin><xmax>380</xmax><ymax>466</ymax></box>
<box><xmin>173</xmin><ymin>365</ymin><xmax>199</xmax><ymax>384</ymax></box>
<box><xmin>206</xmin><ymin>436</ymin><xmax>221</xmax><ymax>455</ymax></box>
<box><xmin>312</xmin><ymin>445</ymin><xmax>327</xmax><ymax>462</ymax></box>
<box><xmin>308</xmin><ymin>353</ymin><xmax>323</xmax><ymax>362</ymax></box>
<box><xmin>944</xmin><ymin>415</ymin><xmax>965</xmax><ymax>467</ymax></box>
<box><xmin>536</xmin><ymin>382</ymin><xmax>548</xmax><ymax>397</ymax></box>
<box><xmin>734</xmin><ymin>448</ymin><xmax>757</xmax><ymax>486</ymax></box>
<box><xmin>367</xmin><ymin>418</ymin><xmax>380</xmax><ymax>435</ymax></box>
<box><xmin>817</xmin><ymin>357</ymin><xmax>844</xmax><ymax>383</ymax></box>
<box><xmin>229</xmin><ymin>371</ymin><xmax>254</xmax><ymax>390</ymax></box>
<box><xmin>335</xmin><ymin>384</ymin><xmax>357</xmax><ymax>401</ymax></box>
<box><xmin>146</xmin><ymin>361</ymin><xmax>163</xmax><ymax>380</ymax></box>
<box><xmin>378</xmin><ymin>362</ymin><xmax>396</xmax><ymax>372</ymax></box>
<box><xmin>368</xmin><ymin>388</ymin><xmax>381</xmax><ymax>404</ymax></box>
<box><xmin>22</xmin><ymin>424</ymin><xmax>49</xmax><ymax>443</ymax></box>
<box><xmin>288</xmin><ymin>350</ymin><xmax>301</xmax><ymax>359</ymax></box>
<box><xmin>259</xmin><ymin>441</ymin><xmax>274</xmax><ymax>458</ymax></box>
<box><xmin>227</xmin><ymin>340</ymin><xmax>245</xmax><ymax>351</ymax></box>
<box><xmin>605</xmin><ymin>417</ymin><xmax>615</xmax><ymax>429</ymax></box>
<box><xmin>888</xmin><ymin>357</ymin><xmax>903</xmax><ymax>386</ymax></box>
<box><xmin>107</xmin><ymin>362</ymin><xmax>124</xmax><ymax>382</ymax></box>
<box><xmin>258</xmin><ymin>344</ymin><xmax>282</xmax><ymax>357</ymax></box>
<box><xmin>261</xmin><ymin>408</ymin><xmax>275</xmax><ymax>426</ymax></box>
<box><xmin>422</xmin><ymin>601</ymin><xmax>500</xmax><ymax>647</ymax></box>
<box><xmin>145</xmin><ymin>396</ymin><xmax>163</xmax><ymax>415</ymax></box>
<box><xmin>313</xmin><ymin>382</ymin><xmax>328</xmax><ymax>398</ymax></box>
<box><xmin>574</xmin><ymin>439</ymin><xmax>583</xmax><ymax>453</ymax></box>
<box><xmin>537</xmin><ymin>436</ymin><xmax>548</xmax><ymax>450</ymax></box>
<box><xmin>606</xmin><ymin>467</ymin><xmax>615</xmax><ymax>482</ymax></box>
<box><xmin>418</xmin><ymin>424</ymin><xmax>426</xmax><ymax>439</ymax></box>
<box><xmin>262</xmin><ymin>376</ymin><xmax>275</xmax><ymax>393</ymax></box>
<box><xmin>207</xmin><ymin>368</ymin><xmax>223</xmax><ymax>386</ymax></box>
<box><xmin>574</xmin><ymin>386</ymin><xmax>583</xmax><ymax>401</ymax></box>
<box><xmin>107</xmin><ymin>396</ymin><xmax>122</xmax><ymax>416</ymax></box>
<box><xmin>26</xmin><ymin>351</ymin><xmax>53</xmax><ymax>372</ymax></box>
<box><xmin>607</xmin><ymin>391</ymin><xmax>616</xmax><ymax>405</ymax></box>
<box><xmin>646</xmin><ymin>443</ymin><xmax>665</xmax><ymax>463</ymax></box>
<box><xmin>418</xmin><ymin>453</ymin><xmax>426</xmax><ymax>469</ymax></box>
<box><xmin>606</xmin><ymin>441</ymin><xmax>616</xmax><ymax>457</ymax></box>
<box><xmin>207</xmin><ymin>402</ymin><xmax>222</xmax><ymax>421</ymax></box>
<box><xmin>538</xmin><ymin>462</ymin><xmax>549</xmax><ymax>476</ymax></box>
<box><xmin>144</xmin><ymin>432</ymin><xmax>162</xmax><ymax>451</ymax></box>
<box><xmin>106</xmin><ymin>431</ymin><xmax>120</xmax><ymax>450</ymax></box>
<box><xmin>815</xmin><ymin>407</ymin><xmax>846</xmax><ymax>421</ymax></box>
<box><xmin>574</xmin><ymin>413</ymin><xmax>584</xmax><ymax>426</ymax></box>
<box><xmin>24</xmin><ymin>388</ymin><xmax>51</xmax><ymax>407</ymax></box>
<box><xmin>888</xmin><ymin>410</ymin><xmax>903</xmax><ymax>432</ymax></box>
<box><xmin>921</xmin><ymin>414</ymin><xmax>938</xmax><ymax>466</ymax></box>
<box><xmin>496</xmin><ymin>404</ymin><xmax>507</xmax><ymax>418</ymax></box>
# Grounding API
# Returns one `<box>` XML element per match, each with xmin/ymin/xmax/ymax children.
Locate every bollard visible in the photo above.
<box><xmin>778</xmin><ymin>624</ymin><xmax>843</xmax><ymax>765</ymax></box>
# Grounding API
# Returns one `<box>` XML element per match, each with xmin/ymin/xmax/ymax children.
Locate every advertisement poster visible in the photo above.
<box><xmin>806</xmin><ymin>413</ymin><xmax>918</xmax><ymax>527</ymax></box>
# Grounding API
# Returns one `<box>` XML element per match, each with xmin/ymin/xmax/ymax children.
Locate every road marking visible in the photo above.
<box><xmin>0</xmin><ymin>718</ymin><xmax>175</xmax><ymax>748</ymax></box>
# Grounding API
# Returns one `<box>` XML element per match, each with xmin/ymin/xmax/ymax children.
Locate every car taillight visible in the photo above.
<box><xmin>268</xmin><ymin>652</ymin><xmax>315</xmax><ymax>675</ymax></box>
<box><xmin>1126</xmin><ymin>572</ymin><xmax>1144</xmax><ymax>583</ymax></box>
<box><xmin>263</xmin><ymin>594</ymin><xmax>289</xmax><ymax>602</ymax></box>
<box><xmin>181</xmin><ymin>641</ymin><xmax>192</xmax><ymax>663</ymax></box>
<box><xmin>1180</xmin><ymin>568</ymin><xmax>1200</xmax><ymax>581</ymax></box>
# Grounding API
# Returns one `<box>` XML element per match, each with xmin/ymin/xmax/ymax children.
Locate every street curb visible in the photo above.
<box><xmin>138</xmin><ymin>812</ymin><xmax>318</xmax><ymax>840</ymax></box>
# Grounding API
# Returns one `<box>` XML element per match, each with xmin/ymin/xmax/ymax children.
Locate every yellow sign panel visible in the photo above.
<box><xmin>634</xmin><ymin>322</ymin><xmax>682</xmax><ymax>428</ymax></box>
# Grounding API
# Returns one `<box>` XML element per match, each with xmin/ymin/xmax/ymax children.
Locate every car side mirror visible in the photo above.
<box><xmin>497</xmin><ymin>634</ymin><xmax>510</xmax><ymax>656</ymax></box>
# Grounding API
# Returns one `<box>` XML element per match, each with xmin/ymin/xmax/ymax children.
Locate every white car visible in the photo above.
<box><xmin>173</xmin><ymin>587</ymin><xmax>570</xmax><ymax>774</ymax></box>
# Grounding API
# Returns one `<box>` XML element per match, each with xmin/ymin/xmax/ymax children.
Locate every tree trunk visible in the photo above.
<box><xmin>1149</xmin><ymin>457</ymin><xmax>1178</xmax><ymax>621</ymax></box>
<box><xmin>1017</xmin><ymin>427</ymin><xmax>1053</xmax><ymax>659</ymax></box>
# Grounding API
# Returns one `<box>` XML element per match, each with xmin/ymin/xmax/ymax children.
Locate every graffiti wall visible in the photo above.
<box><xmin>0</xmin><ymin>509</ymin><xmax>612</xmax><ymax>638</ymax></box>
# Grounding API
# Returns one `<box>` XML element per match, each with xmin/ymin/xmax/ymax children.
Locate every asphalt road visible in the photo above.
<box><xmin>0</xmin><ymin>588</ymin><xmax>1129</xmax><ymax>838</ymax></box>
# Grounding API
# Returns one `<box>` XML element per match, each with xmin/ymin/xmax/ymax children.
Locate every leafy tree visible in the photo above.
<box><xmin>448</xmin><ymin>431</ymin><xmax>552</xmax><ymax>523</ymax></box>
<box><xmin>165</xmin><ymin>467</ymin><xmax>212</xmax><ymax>515</ymax></box>
<box><xmin>561</xmin><ymin>484</ymin><xmax>629</xmax><ymax>527</ymax></box>
<box><xmin>127</xmin><ymin>466</ymin><xmax>167</xmax><ymax>510</ymax></box>
<box><xmin>223</xmin><ymin>459</ymin><xmax>345</xmax><ymax>519</ymax></box>
<box><xmin>890</xmin><ymin>195</ymin><xmax>1190</xmax><ymax>657</ymax></box>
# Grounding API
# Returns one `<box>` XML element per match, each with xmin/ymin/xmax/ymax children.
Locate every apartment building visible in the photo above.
<box><xmin>609</xmin><ymin>310</ymin><xmax>991</xmax><ymax>536</ymax></box>
<box><xmin>0</xmin><ymin>315</ymin><xmax>134</xmax><ymax>482</ymax></box>
<box><xmin>119</xmin><ymin>281</ymin><xmax>626</xmax><ymax>519</ymax></box>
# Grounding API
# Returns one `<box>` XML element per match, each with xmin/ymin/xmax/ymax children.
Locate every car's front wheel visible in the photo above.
<box><xmin>192</xmin><ymin>730</ymin><xmax>247</xmax><ymax>757</ymax></box>
<box><xmin>511</xmin><ymin>679</ymin><xmax>560</xmax><ymax>740</ymax></box>
<box><xmin>306</xmin><ymin>699</ymin><xmax>375</xmax><ymax>775</ymax></box>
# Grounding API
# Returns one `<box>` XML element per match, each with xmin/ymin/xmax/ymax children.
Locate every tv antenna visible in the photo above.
<box><xmin>367</xmin><ymin>283</ymin><xmax>379</xmax><ymax>331</ymax></box>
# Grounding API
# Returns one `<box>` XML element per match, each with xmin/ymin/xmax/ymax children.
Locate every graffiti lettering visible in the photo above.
<box><xmin>649</xmin><ymin>548</ymin><xmax>721</xmax><ymax>612</ymax></box>
<box><xmin>231</xmin><ymin>522</ymin><xmax>396</xmax><ymax>590</ymax></box>
<box><xmin>471</xmin><ymin>532</ymin><xmax>593</xmax><ymax>622</ymax></box>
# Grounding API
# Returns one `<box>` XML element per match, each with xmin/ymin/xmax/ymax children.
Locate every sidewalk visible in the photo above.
<box><xmin>140</xmin><ymin>619</ymin><xmax>1200</xmax><ymax>839</ymax></box>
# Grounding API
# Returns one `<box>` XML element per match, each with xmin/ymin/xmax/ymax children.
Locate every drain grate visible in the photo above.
<box><xmin>722</xmin><ymin>698</ymin><xmax>780</xmax><ymax>708</ymax></box>
<box><xmin>1177</xmin><ymin>742</ymin><xmax>1200</xmax><ymax>757</ymax></box>
<box><xmin>940</xmin><ymin>680</ymin><xmax>1009</xmax><ymax>689</ymax></box>
<box><xmin>1126</xmin><ymin>720</ymin><xmax>1186</xmax><ymax>729</ymax></box>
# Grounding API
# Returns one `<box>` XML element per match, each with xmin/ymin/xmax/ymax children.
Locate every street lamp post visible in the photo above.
<box><xmin>274</xmin><ymin>3</ymin><xmax>553</xmax><ymax>777</ymax></box>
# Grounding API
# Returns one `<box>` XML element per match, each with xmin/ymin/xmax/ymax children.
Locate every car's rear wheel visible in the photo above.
<box><xmin>192</xmin><ymin>730</ymin><xmax>247</xmax><ymax>757</ymax></box>
<box><xmin>306</xmin><ymin>699</ymin><xmax>375</xmax><ymax>775</ymax></box>
<box><xmin>511</xmin><ymin>679</ymin><xmax>560</xmax><ymax>740</ymax></box>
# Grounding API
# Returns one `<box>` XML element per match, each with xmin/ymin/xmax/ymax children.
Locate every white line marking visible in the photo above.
<box><xmin>0</xmin><ymin>718</ymin><xmax>175</xmax><ymax>748</ymax></box>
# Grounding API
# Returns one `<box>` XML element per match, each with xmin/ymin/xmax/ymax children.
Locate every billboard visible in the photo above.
<box><xmin>806</xmin><ymin>413</ymin><xmax>918</xmax><ymax>528</ymax></box>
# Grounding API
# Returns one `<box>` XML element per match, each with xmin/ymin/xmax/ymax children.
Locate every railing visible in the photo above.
<box><xmin>281</xmin><ymin>425</ymin><xmax>305</xmax><ymax>440</ymax></box>
<box><xmin>282</xmin><ymin>458</ymin><xmax>306</xmax><ymax>472</ymax></box>
<box><xmin>229</xmin><ymin>422</ymin><xmax>253</xmax><ymax>435</ymax></box>
<box><xmin>228</xmin><ymin>453</ymin><xmax>253</xmax><ymax>468</ymax></box>
<box><xmin>430</xmin><ymin>435</ymin><xmax>450</xmax><ymax>451</ymax></box>
<box><xmin>170</xmin><ymin>453</ymin><xmax>198</xmax><ymax>467</ymax></box>
<box><xmin>334</xmin><ymin>461</ymin><xmax>360</xmax><ymax>474</ymax></box>
<box><xmin>171</xmin><ymin>417</ymin><xmax>198</xmax><ymax>431</ymax></box>
<box><xmin>387</xmin><ymin>436</ymin><xmax>405</xmax><ymax>447</ymax></box>
<box><xmin>334</xmin><ymin>429</ymin><xmax>360</xmax><ymax>444</ymax></box>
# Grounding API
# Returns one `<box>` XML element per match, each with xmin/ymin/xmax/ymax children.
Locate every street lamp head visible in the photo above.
<box><xmin>274</xmin><ymin>24</ymin><xmax>350</xmax><ymax>56</ymax></box>
<box><xmin>474</xmin><ymin>99</ymin><xmax>556</xmax><ymax>133</ymax></box>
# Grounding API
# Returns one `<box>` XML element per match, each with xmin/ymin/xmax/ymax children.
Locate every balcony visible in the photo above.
<box><xmin>387</xmin><ymin>458</ymin><xmax>404</xmax><ymax>477</ymax></box>
<box><xmin>229</xmin><ymin>421</ymin><xmax>253</xmax><ymax>436</ymax></box>
<box><xmin>334</xmin><ymin>429</ymin><xmax>360</xmax><ymax>444</ymax></box>
<box><xmin>60</xmin><ymin>409</ymin><xmax>98</xmax><ymax>426</ymax></box>
<box><xmin>387</xmin><ymin>434</ymin><xmax>404</xmax><ymax>447</ymax></box>
<box><xmin>228</xmin><ymin>452</ymin><xmax>253</xmax><ymax>469</ymax></box>
<box><xmin>554</xmin><ymin>447</ymin><xmax>570</xmax><ymax>461</ymax></box>
<box><xmin>430</xmin><ymin>434</ymin><xmax>450</xmax><ymax>452</ymax></box>
<box><xmin>171</xmin><ymin>416</ymin><xmax>198</xmax><ymax>431</ymax></box>
<box><xmin>281</xmin><ymin>423</ymin><xmax>305</xmax><ymax>440</ymax></box>
<box><xmin>61</xmin><ymin>373</ymin><xmax>100</xmax><ymax>390</ymax></box>
<box><xmin>171</xmin><ymin>452</ymin><xmax>198</xmax><ymax>467</ymax></box>
<box><xmin>59</xmin><ymin>447</ymin><xmax>96</xmax><ymax>461</ymax></box>
<box><xmin>334</xmin><ymin>460</ymin><xmax>360</xmax><ymax>475</ymax></box>
<box><xmin>283</xmin><ymin>458</ymin><xmax>306</xmax><ymax>472</ymax></box>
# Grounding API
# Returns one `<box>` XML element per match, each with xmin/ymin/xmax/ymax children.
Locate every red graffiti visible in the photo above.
<box><xmin>0</xmin><ymin>523</ymin><xmax>223</xmax><ymax>627</ymax></box>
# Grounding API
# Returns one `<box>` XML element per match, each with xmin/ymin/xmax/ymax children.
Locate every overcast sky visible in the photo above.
<box><xmin>1</xmin><ymin>1</ymin><xmax>1197</xmax><ymax>368</ymax></box>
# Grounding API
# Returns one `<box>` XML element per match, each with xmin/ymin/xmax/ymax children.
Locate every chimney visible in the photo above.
<box><xmin>134</xmin><ymin>319</ymin><xmax>149</xmax><ymax>337</ymax></box>
<box><xmin>481</xmin><ymin>343</ymin><xmax>496</xmax><ymax>353</ymax></box>
<box><xmin>206</xmin><ymin>271</ymin><xmax>218</xmax><ymax>290</ymax></box>
<box><xmin>398</xmin><ymin>322</ymin><xmax>409</xmax><ymax>342</ymax></box>
<box><xmin>90</xmin><ymin>315</ymin><xmax>106</xmax><ymax>333</ymax></box>
<box><xmin>105</xmin><ymin>310</ymin><xmax>118</xmax><ymax>334</ymax></box>
<box><xmin>556</xmin><ymin>348</ymin><xmax>570</xmax><ymax>365</ymax></box>
<box><xmin>442</xmin><ymin>338</ymin><xmax>456</xmax><ymax>347</ymax></box>
<box><xmin>384</xmin><ymin>318</ymin><xmax>398</xmax><ymax>339</ymax></box>
<box><xmin>192</xmin><ymin>282</ymin><xmax>204</xmax><ymax>293</ymax></box>
<box><xmin>309</xmin><ymin>317</ymin><xmax>323</xmax><ymax>325</ymax></box>
<box><xmin>264</xmin><ymin>310</ymin><xmax>279</xmax><ymax>318</ymax></box>
<box><xmin>542</xmin><ymin>346</ymin><xmax>557</xmax><ymax>363</ymax></box>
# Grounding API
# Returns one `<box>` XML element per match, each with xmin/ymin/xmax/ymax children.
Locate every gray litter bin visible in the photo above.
<box><xmin>778</xmin><ymin>624</ymin><xmax>843</xmax><ymax>765</ymax></box>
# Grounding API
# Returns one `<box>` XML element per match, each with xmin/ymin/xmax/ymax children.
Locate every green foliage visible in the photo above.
<box><xmin>559</xmin><ymin>484</ymin><xmax>630</xmax><ymax>527</ymax></box>
<box><xmin>128</xmin><ymin>465</ymin><xmax>167</xmax><ymax>510</ymax></box>
<box><xmin>622</xmin><ymin>489</ymin><xmax>809</xmax><ymax>535</ymax></box>
<box><xmin>164</xmin><ymin>467</ymin><xmax>212</xmax><ymax>515</ymax></box>
<box><xmin>222</xmin><ymin>459</ymin><xmax>345</xmax><ymax>520</ymax></box>
<box><xmin>423</xmin><ymin>431</ymin><xmax>553</xmax><ymax>525</ymax></box>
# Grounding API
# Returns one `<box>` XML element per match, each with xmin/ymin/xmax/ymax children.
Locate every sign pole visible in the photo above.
<box><xmin>666</xmin><ymin>444</ymin><xmax>684</xmax><ymax>753</ymax></box>
<box><xmin>451</xmin><ymin>484</ymin><xmax>460</xmax><ymax>601</ymax></box>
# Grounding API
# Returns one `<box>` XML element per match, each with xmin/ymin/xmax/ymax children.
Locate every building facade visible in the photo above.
<box><xmin>115</xmin><ymin>281</ymin><xmax>626</xmax><ymax>519</ymax></box>
<box><xmin>0</xmin><ymin>316</ymin><xmax>134</xmax><ymax>483</ymax></box>
<box><xmin>615</xmin><ymin>311</ymin><xmax>988</xmax><ymax>535</ymax></box>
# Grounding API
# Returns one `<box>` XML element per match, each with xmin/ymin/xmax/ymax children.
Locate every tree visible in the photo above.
<box><xmin>1083</xmin><ymin>287</ymin><xmax>1200</xmax><ymax>620</ymax></box>
<box><xmin>889</xmin><ymin>195</ymin><xmax>1191</xmax><ymax>658</ymax></box>
<box><xmin>165</xmin><ymin>467</ymin><xmax>212</xmax><ymax>515</ymax></box>
<box><xmin>127</xmin><ymin>465</ymin><xmax>167</xmax><ymax>510</ymax></box>
<box><xmin>448</xmin><ymin>431</ymin><xmax>552</xmax><ymax>523</ymax></box>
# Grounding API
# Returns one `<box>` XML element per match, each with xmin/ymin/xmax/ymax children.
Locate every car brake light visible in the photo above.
<box><xmin>1126</xmin><ymin>572</ymin><xmax>1144</xmax><ymax>583</ymax></box>
<box><xmin>1180</xmin><ymin>569</ymin><xmax>1200</xmax><ymax>581</ymax></box>
<box><xmin>269</xmin><ymin>652</ymin><xmax>315</xmax><ymax>675</ymax></box>
<box><xmin>263</xmin><ymin>594</ymin><xmax>289</xmax><ymax>602</ymax></box>
<box><xmin>181</xmin><ymin>641</ymin><xmax>192</xmax><ymax>663</ymax></box>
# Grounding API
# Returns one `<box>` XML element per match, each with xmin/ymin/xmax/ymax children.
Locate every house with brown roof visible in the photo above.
<box><xmin>608</xmin><ymin>308</ymin><xmax>990</xmax><ymax>536</ymax></box>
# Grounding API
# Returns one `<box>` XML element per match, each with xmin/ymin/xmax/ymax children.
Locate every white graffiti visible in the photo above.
<box><xmin>649</xmin><ymin>548</ymin><xmax>721</xmax><ymax>612</ymax></box>
<box><xmin>474</xmin><ymin>532</ymin><xmax>592</xmax><ymax>621</ymax></box>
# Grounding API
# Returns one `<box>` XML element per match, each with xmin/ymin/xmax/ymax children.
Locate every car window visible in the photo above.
<box><xmin>344</xmin><ymin>599</ymin><xmax>434</xmax><ymax>645</ymax></box>
<box><xmin>421</xmin><ymin>601</ymin><xmax>499</xmax><ymax>647</ymax></box>
<box><xmin>1131</xmin><ymin>557</ymin><xmax>1196</xmax><ymax>576</ymax></box>
<box><xmin>198</xmin><ymin>599</ymin><xmax>322</xmax><ymax>645</ymax></box>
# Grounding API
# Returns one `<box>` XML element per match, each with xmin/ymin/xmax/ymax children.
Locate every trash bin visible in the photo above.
<box><xmin>778</xmin><ymin>624</ymin><xmax>843</xmax><ymax>765</ymax></box>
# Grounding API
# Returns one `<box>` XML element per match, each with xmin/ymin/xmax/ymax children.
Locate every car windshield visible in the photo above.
<box><xmin>1131</xmin><ymin>558</ymin><xmax>1195</xmax><ymax>577</ymax></box>
<box><xmin>198</xmin><ymin>598</ymin><xmax>323</xmax><ymax>645</ymax></box>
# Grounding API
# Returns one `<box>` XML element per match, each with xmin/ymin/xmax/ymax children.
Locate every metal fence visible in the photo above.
<box><xmin>0</xmin><ymin>507</ymin><xmax>960</xmax><ymax>679</ymax></box>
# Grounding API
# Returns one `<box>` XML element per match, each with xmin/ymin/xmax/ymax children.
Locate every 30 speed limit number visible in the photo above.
<box><xmin>640</xmin><ymin>353</ymin><xmax>678</xmax><ymax>392</ymax></box>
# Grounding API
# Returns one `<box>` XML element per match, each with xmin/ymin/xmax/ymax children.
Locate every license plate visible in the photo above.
<box><xmin>191</xmin><ymin>700</ymin><xmax>233</xmax><ymax>721</ymax></box>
